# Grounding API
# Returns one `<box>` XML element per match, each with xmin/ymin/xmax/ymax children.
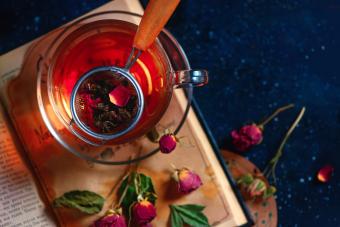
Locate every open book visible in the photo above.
<box><xmin>0</xmin><ymin>0</ymin><xmax>252</xmax><ymax>226</ymax></box>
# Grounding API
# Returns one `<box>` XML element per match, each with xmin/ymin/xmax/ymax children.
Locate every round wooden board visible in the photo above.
<box><xmin>221</xmin><ymin>150</ymin><xmax>278</xmax><ymax>227</ymax></box>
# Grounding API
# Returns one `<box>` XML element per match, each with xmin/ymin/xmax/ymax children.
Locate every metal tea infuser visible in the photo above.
<box><xmin>70</xmin><ymin>0</ymin><xmax>208</xmax><ymax>144</ymax></box>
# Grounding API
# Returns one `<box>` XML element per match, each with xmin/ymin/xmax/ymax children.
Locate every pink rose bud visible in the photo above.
<box><xmin>133</xmin><ymin>199</ymin><xmax>156</xmax><ymax>225</ymax></box>
<box><xmin>109</xmin><ymin>85</ymin><xmax>131</xmax><ymax>107</ymax></box>
<box><xmin>173</xmin><ymin>168</ymin><xmax>203</xmax><ymax>194</ymax></box>
<box><xmin>231</xmin><ymin>124</ymin><xmax>263</xmax><ymax>152</ymax></box>
<box><xmin>159</xmin><ymin>134</ymin><xmax>177</xmax><ymax>154</ymax></box>
<box><xmin>317</xmin><ymin>164</ymin><xmax>334</xmax><ymax>183</ymax></box>
<box><xmin>247</xmin><ymin>178</ymin><xmax>266</xmax><ymax>197</ymax></box>
<box><xmin>93</xmin><ymin>208</ymin><xmax>127</xmax><ymax>227</ymax></box>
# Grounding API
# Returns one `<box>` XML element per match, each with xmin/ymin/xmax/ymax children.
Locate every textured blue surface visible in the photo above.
<box><xmin>1</xmin><ymin>0</ymin><xmax>339</xmax><ymax>226</ymax></box>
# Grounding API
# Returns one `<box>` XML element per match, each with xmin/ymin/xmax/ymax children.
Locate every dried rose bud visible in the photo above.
<box><xmin>133</xmin><ymin>199</ymin><xmax>156</xmax><ymax>225</ymax></box>
<box><xmin>173</xmin><ymin>168</ymin><xmax>203</xmax><ymax>194</ymax></box>
<box><xmin>93</xmin><ymin>208</ymin><xmax>127</xmax><ymax>227</ymax></box>
<box><xmin>231</xmin><ymin>124</ymin><xmax>263</xmax><ymax>152</ymax></box>
<box><xmin>247</xmin><ymin>178</ymin><xmax>266</xmax><ymax>197</ymax></box>
<box><xmin>159</xmin><ymin>134</ymin><xmax>177</xmax><ymax>154</ymax></box>
<box><xmin>139</xmin><ymin>223</ymin><xmax>152</xmax><ymax>227</ymax></box>
<box><xmin>317</xmin><ymin>164</ymin><xmax>334</xmax><ymax>183</ymax></box>
<box><xmin>109</xmin><ymin>85</ymin><xmax>131</xmax><ymax>107</ymax></box>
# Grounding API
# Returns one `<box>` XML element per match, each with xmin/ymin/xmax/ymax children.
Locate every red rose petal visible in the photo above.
<box><xmin>317</xmin><ymin>164</ymin><xmax>334</xmax><ymax>183</ymax></box>
<box><xmin>109</xmin><ymin>85</ymin><xmax>131</xmax><ymax>107</ymax></box>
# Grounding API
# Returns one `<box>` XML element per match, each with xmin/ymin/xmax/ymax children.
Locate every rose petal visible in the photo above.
<box><xmin>317</xmin><ymin>164</ymin><xmax>334</xmax><ymax>183</ymax></box>
<box><xmin>109</xmin><ymin>85</ymin><xmax>131</xmax><ymax>107</ymax></box>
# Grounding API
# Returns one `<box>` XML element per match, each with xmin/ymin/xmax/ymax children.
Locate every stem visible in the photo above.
<box><xmin>170</xmin><ymin>163</ymin><xmax>177</xmax><ymax>170</ymax></box>
<box><xmin>117</xmin><ymin>176</ymin><xmax>130</xmax><ymax>207</ymax></box>
<box><xmin>110</xmin><ymin>149</ymin><xmax>142</xmax><ymax>209</ymax></box>
<box><xmin>134</xmin><ymin>174</ymin><xmax>141</xmax><ymax>196</ymax></box>
<box><xmin>107</xmin><ymin>157</ymin><xmax>133</xmax><ymax>199</ymax></box>
<box><xmin>264</xmin><ymin>107</ymin><xmax>306</xmax><ymax>182</ymax></box>
<box><xmin>258</xmin><ymin>104</ymin><xmax>295</xmax><ymax>127</ymax></box>
<box><xmin>128</xmin><ymin>203</ymin><xmax>134</xmax><ymax>227</ymax></box>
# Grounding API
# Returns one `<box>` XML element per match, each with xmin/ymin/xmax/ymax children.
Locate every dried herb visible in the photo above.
<box><xmin>169</xmin><ymin>204</ymin><xmax>210</xmax><ymax>227</ymax></box>
<box><xmin>53</xmin><ymin>190</ymin><xmax>105</xmax><ymax>214</ymax></box>
<box><xmin>77</xmin><ymin>75</ymin><xmax>138</xmax><ymax>134</ymax></box>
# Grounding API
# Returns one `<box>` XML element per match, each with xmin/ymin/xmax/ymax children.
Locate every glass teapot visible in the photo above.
<box><xmin>37</xmin><ymin>11</ymin><xmax>208</xmax><ymax>151</ymax></box>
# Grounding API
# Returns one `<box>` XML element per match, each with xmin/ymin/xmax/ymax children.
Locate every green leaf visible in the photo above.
<box><xmin>170</xmin><ymin>204</ymin><xmax>210</xmax><ymax>227</ymax></box>
<box><xmin>255</xmin><ymin>180</ymin><xmax>266</xmax><ymax>191</ymax></box>
<box><xmin>170</xmin><ymin>206</ymin><xmax>183</xmax><ymax>227</ymax></box>
<box><xmin>237</xmin><ymin>173</ymin><xmax>254</xmax><ymax>185</ymax></box>
<box><xmin>178</xmin><ymin>204</ymin><xmax>205</xmax><ymax>212</ymax></box>
<box><xmin>139</xmin><ymin>173</ymin><xmax>156</xmax><ymax>196</ymax></box>
<box><xmin>118</xmin><ymin>172</ymin><xmax>157</xmax><ymax>213</ymax></box>
<box><xmin>263</xmin><ymin>186</ymin><xmax>277</xmax><ymax>199</ymax></box>
<box><xmin>53</xmin><ymin>190</ymin><xmax>104</xmax><ymax>214</ymax></box>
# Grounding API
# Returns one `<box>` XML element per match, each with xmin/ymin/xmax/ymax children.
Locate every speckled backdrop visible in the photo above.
<box><xmin>1</xmin><ymin>0</ymin><xmax>339</xmax><ymax>226</ymax></box>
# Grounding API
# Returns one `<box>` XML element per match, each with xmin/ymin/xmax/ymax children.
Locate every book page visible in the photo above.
<box><xmin>0</xmin><ymin>106</ymin><xmax>55</xmax><ymax>227</ymax></box>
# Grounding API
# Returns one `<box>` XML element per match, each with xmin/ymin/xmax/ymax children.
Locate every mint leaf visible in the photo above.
<box><xmin>139</xmin><ymin>173</ymin><xmax>156</xmax><ymax>196</ymax></box>
<box><xmin>170</xmin><ymin>206</ymin><xmax>183</xmax><ymax>227</ymax></box>
<box><xmin>53</xmin><ymin>190</ymin><xmax>104</xmax><ymax>214</ymax></box>
<box><xmin>118</xmin><ymin>172</ymin><xmax>157</xmax><ymax>213</ymax></box>
<box><xmin>178</xmin><ymin>204</ymin><xmax>205</xmax><ymax>212</ymax></box>
<box><xmin>169</xmin><ymin>204</ymin><xmax>210</xmax><ymax>227</ymax></box>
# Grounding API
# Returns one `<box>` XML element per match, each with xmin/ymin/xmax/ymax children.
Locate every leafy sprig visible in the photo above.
<box><xmin>170</xmin><ymin>204</ymin><xmax>210</xmax><ymax>227</ymax></box>
<box><xmin>53</xmin><ymin>190</ymin><xmax>105</xmax><ymax>214</ymax></box>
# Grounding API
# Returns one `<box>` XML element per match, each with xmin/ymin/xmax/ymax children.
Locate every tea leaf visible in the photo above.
<box><xmin>53</xmin><ymin>190</ymin><xmax>104</xmax><ymax>214</ymax></box>
<box><xmin>169</xmin><ymin>204</ymin><xmax>210</xmax><ymax>227</ymax></box>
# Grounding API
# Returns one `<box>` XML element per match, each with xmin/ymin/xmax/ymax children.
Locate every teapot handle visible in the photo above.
<box><xmin>173</xmin><ymin>70</ymin><xmax>209</xmax><ymax>88</ymax></box>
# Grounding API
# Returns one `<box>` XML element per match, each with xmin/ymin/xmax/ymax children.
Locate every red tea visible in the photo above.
<box><xmin>51</xmin><ymin>20</ymin><xmax>172</xmax><ymax>143</ymax></box>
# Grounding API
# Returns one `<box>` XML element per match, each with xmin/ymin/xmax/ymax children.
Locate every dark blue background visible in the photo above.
<box><xmin>1</xmin><ymin>0</ymin><xmax>339</xmax><ymax>226</ymax></box>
